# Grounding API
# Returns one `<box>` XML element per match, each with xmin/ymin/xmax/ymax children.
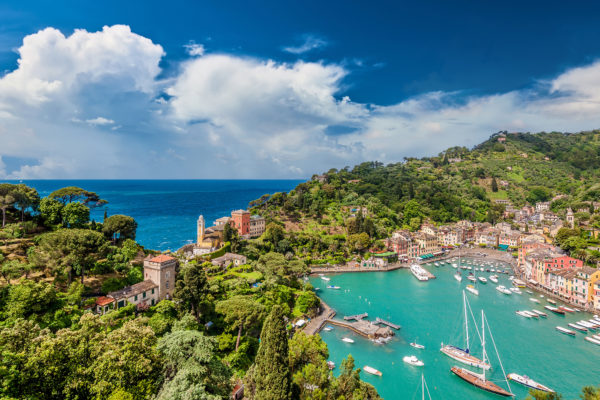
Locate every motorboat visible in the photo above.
<box><xmin>555</xmin><ymin>326</ymin><xmax>576</xmax><ymax>336</ymax></box>
<box><xmin>410</xmin><ymin>342</ymin><xmax>425</xmax><ymax>349</ymax></box>
<box><xmin>568</xmin><ymin>323</ymin><xmax>588</xmax><ymax>333</ymax></box>
<box><xmin>363</xmin><ymin>365</ymin><xmax>382</xmax><ymax>376</ymax></box>
<box><xmin>320</xmin><ymin>276</ymin><xmax>331</xmax><ymax>281</ymax></box>
<box><xmin>529</xmin><ymin>298</ymin><xmax>540</xmax><ymax>303</ymax></box>
<box><xmin>489</xmin><ymin>275</ymin><xmax>499</xmax><ymax>284</ymax></box>
<box><xmin>585</xmin><ymin>337</ymin><xmax>600</xmax><ymax>345</ymax></box>
<box><xmin>327</xmin><ymin>285</ymin><xmax>341</xmax><ymax>290</ymax></box>
<box><xmin>342</xmin><ymin>337</ymin><xmax>355</xmax><ymax>343</ymax></box>
<box><xmin>466</xmin><ymin>285</ymin><xmax>479</xmax><ymax>296</ymax></box>
<box><xmin>547</xmin><ymin>299</ymin><xmax>557</xmax><ymax>305</ymax></box>
<box><xmin>507</xmin><ymin>373</ymin><xmax>554</xmax><ymax>393</ymax></box>
<box><xmin>468</xmin><ymin>275</ymin><xmax>477</xmax><ymax>282</ymax></box>
<box><xmin>454</xmin><ymin>272</ymin><xmax>463</xmax><ymax>282</ymax></box>
<box><xmin>516</xmin><ymin>311</ymin><xmax>533</xmax><ymax>318</ymax></box>
<box><xmin>478</xmin><ymin>276</ymin><xmax>487</xmax><ymax>283</ymax></box>
<box><xmin>323</xmin><ymin>326</ymin><xmax>334</xmax><ymax>331</ymax></box>
<box><xmin>544</xmin><ymin>305</ymin><xmax>565</xmax><ymax>315</ymax></box>
<box><xmin>327</xmin><ymin>360</ymin><xmax>335</xmax><ymax>370</ymax></box>
<box><xmin>509</xmin><ymin>287</ymin><xmax>522</xmax><ymax>294</ymax></box>
<box><xmin>496</xmin><ymin>285</ymin><xmax>512</xmax><ymax>295</ymax></box>
<box><xmin>410</xmin><ymin>264</ymin><xmax>431</xmax><ymax>281</ymax></box>
<box><xmin>531</xmin><ymin>309</ymin><xmax>548</xmax><ymax>317</ymax></box>
<box><xmin>559</xmin><ymin>306</ymin><xmax>575</xmax><ymax>313</ymax></box>
<box><xmin>403</xmin><ymin>355</ymin><xmax>424</xmax><ymax>366</ymax></box>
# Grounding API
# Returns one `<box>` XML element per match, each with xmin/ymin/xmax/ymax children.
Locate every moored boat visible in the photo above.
<box><xmin>363</xmin><ymin>365</ymin><xmax>382</xmax><ymax>376</ymax></box>
<box><xmin>410</xmin><ymin>342</ymin><xmax>425</xmax><ymax>349</ymax></box>
<box><xmin>531</xmin><ymin>309</ymin><xmax>548</xmax><ymax>317</ymax></box>
<box><xmin>327</xmin><ymin>285</ymin><xmax>341</xmax><ymax>290</ymax></box>
<box><xmin>585</xmin><ymin>337</ymin><xmax>600</xmax><ymax>345</ymax></box>
<box><xmin>530</xmin><ymin>298</ymin><xmax>540</xmax><ymax>303</ymax></box>
<box><xmin>478</xmin><ymin>276</ymin><xmax>487</xmax><ymax>283</ymax></box>
<box><xmin>320</xmin><ymin>276</ymin><xmax>330</xmax><ymax>281</ymax></box>
<box><xmin>451</xmin><ymin>367</ymin><xmax>514</xmax><ymax>397</ymax></box>
<box><xmin>410</xmin><ymin>264</ymin><xmax>431</xmax><ymax>281</ymax></box>
<box><xmin>559</xmin><ymin>306</ymin><xmax>575</xmax><ymax>313</ymax></box>
<box><xmin>490</xmin><ymin>275</ymin><xmax>499</xmax><ymax>284</ymax></box>
<box><xmin>496</xmin><ymin>285</ymin><xmax>512</xmax><ymax>295</ymax></box>
<box><xmin>466</xmin><ymin>285</ymin><xmax>479</xmax><ymax>296</ymax></box>
<box><xmin>509</xmin><ymin>287</ymin><xmax>522</xmax><ymax>294</ymax></box>
<box><xmin>323</xmin><ymin>326</ymin><xmax>333</xmax><ymax>331</ymax></box>
<box><xmin>555</xmin><ymin>326</ymin><xmax>576</xmax><ymax>336</ymax></box>
<box><xmin>547</xmin><ymin>299</ymin><xmax>557</xmax><ymax>305</ymax></box>
<box><xmin>403</xmin><ymin>355</ymin><xmax>424</xmax><ymax>366</ymax></box>
<box><xmin>507</xmin><ymin>373</ymin><xmax>554</xmax><ymax>393</ymax></box>
<box><xmin>454</xmin><ymin>272</ymin><xmax>463</xmax><ymax>282</ymax></box>
<box><xmin>516</xmin><ymin>311</ymin><xmax>532</xmax><ymax>318</ymax></box>
<box><xmin>544</xmin><ymin>305</ymin><xmax>565</xmax><ymax>315</ymax></box>
<box><xmin>342</xmin><ymin>337</ymin><xmax>354</xmax><ymax>343</ymax></box>
<box><xmin>568</xmin><ymin>323</ymin><xmax>587</xmax><ymax>333</ymax></box>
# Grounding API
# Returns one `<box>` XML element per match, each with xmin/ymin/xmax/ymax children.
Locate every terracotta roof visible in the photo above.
<box><xmin>96</xmin><ymin>296</ymin><xmax>115</xmax><ymax>306</ymax></box>
<box><xmin>108</xmin><ymin>280</ymin><xmax>158</xmax><ymax>299</ymax></box>
<box><xmin>149</xmin><ymin>254</ymin><xmax>176</xmax><ymax>263</ymax></box>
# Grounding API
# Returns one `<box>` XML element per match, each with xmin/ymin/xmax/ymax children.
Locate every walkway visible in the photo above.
<box><xmin>303</xmin><ymin>300</ymin><xmax>336</xmax><ymax>335</ymax></box>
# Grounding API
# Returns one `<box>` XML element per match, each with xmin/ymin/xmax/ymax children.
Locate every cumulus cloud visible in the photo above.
<box><xmin>184</xmin><ymin>42</ymin><xmax>205</xmax><ymax>56</ymax></box>
<box><xmin>3</xmin><ymin>25</ymin><xmax>600</xmax><ymax>179</ymax></box>
<box><xmin>283</xmin><ymin>34</ymin><xmax>328</xmax><ymax>54</ymax></box>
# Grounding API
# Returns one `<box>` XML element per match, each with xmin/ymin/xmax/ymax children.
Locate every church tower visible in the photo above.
<box><xmin>566</xmin><ymin>208</ymin><xmax>574</xmax><ymax>229</ymax></box>
<box><xmin>197</xmin><ymin>215</ymin><xmax>205</xmax><ymax>245</ymax></box>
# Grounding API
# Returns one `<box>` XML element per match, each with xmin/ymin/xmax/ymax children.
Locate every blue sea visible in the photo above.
<box><xmin>7</xmin><ymin>180</ymin><xmax>302</xmax><ymax>251</ymax></box>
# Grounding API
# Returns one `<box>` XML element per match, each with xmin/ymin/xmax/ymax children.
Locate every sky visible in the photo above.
<box><xmin>2</xmin><ymin>1</ymin><xmax>600</xmax><ymax>179</ymax></box>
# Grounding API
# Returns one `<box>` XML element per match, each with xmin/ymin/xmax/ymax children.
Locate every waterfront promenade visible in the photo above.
<box><xmin>310</xmin><ymin>262</ymin><xmax>406</xmax><ymax>274</ymax></box>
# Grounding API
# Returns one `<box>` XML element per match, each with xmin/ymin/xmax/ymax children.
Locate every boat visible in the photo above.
<box><xmin>450</xmin><ymin>310</ymin><xmax>514</xmax><ymax>397</ymax></box>
<box><xmin>327</xmin><ymin>361</ymin><xmax>335</xmax><ymax>370</ymax></box>
<box><xmin>410</xmin><ymin>264</ymin><xmax>431</xmax><ymax>281</ymax></box>
<box><xmin>509</xmin><ymin>287</ymin><xmax>522</xmax><ymax>294</ymax></box>
<box><xmin>531</xmin><ymin>310</ymin><xmax>548</xmax><ymax>317</ymax></box>
<box><xmin>547</xmin><ymin>299</ymin><xmax>557</xmax><ymax>305</ymax></box>
<box><xmin>403</xmin><ymin>355</ymin><xmax>424</xmax><ymax>366</ymax></box>
<box><xmin>320</xmin><ymin>276</ymin><xmax>330</xmax><ymax>281</ymax></box>
<box><xmin>454</xmin><ymin>272</ymin><xmax>463</xmax><ymax>282</ymax></box>
<box><xmin>410</xmin><ymin>342</ymin><xmax>425</xmax><ymax>349</ymax></box>
<box><xmin>441</xmin><ymin>291</ymin><xmax>491</xmax><ymax>370</ymax></box>
<box><xmin>478</xmin><ymin>277</ymin><xmax>487</xmax><ymax>283</ymax></box>
<box><xmin>577</xmin><ymin>320</ymin><xmax>597</xmax><ymax>329</ymax></box>
<box><xmin>507</xmin><ymin>373</ymin><xmax>554</xmax><ymax>393</ymax></box>
<box><xmin>323</xmin><ymin>326</ymin><xmax>334</xmax><ymax>331</ymax></box>
<box><xmin>585</xmin><ymin>337</ymin><xmax>600</xmax><ymax>345</ymax></box>
<box><xmin>342</xmin><ymin>337</ymin><xmax>354</xmax><ymax>343</ymax></box>
<box><xmin>467</xmin><ymin>275</ymin><xmax>477</xmax><ymax>282</ymax></box>
<box><xmin>489</xmin><ymin>275</ymin><xmax>499</xmax><ymax>284</ymax></box>
<box><xmin>418</xmin><ymin>374</ymin><xmax>433</xmax><ymax>400</ymax></box>
<box><xmin>555</xmin><ymin>326</ymin><xmax>576</xmax><ymax>336</ymax></box>
<box><xmin>466</xmin><ymin>285</ymin><xmax>479</xmax><ymax>296</ymax></box>
<box><xmin>544</xmin><ymin>306</ymin><xmax>565</xmax><ymax>315</ymax></box>
<box><xmin>529</xmin><ymin>298</ymin><xmax>540</xmax><ymax>303</ymax></box>
<box><xmin>568</xmin><ymin>323</ymin><xmax>588</xmax><ymax>333</ymax></box>
<box><xmin>516</xmin><ymin>311</ymin><xmax>533</xmax><ymax>318</ymax></box>
<box><xmin>559</xmin><ymin>306</ymin><xmax>575</xmax><ymax>313</ymax></box>
<box><xmin>452</xmin><ymin>264</ymin><xmax>458</xmax><ymax>269</ymax></box>
<box><xmin>327</xmin><ymin>285</ymin><xmax>341</xmax><ymax>290</ymax></box>
<box><xmin>513</xmin><ymin>279</ymin><xmax>526</xmax><ymax>288</ymax></box>
<box><xmin>526</xmin><ymin>290</ymin><xmax>533</xmax><ymax>294</ymax></box>
<box><xmin>496</xmin><ymin>285</ymin><xmax>512</xmax><ymax>295</ymax></box>
<box><xmin>363</xmin><ymin>365</ymin><xmax>382</xmax><ymax>376</ymax></box>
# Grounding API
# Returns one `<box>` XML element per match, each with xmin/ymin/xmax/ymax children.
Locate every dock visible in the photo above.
<box><xmin>325</xmin><ymin>318</ymin><xmax>395</xmax><ymax>339</ymax></box>
<box><xmin>374</xmin><ymin>317</ymin><xmax>401</xmax><ymax>330</ymax></box>
<box><xmin>344</xmin><ymin>312</ymin><xmax>368</xmax><ymax>321</ymax></box>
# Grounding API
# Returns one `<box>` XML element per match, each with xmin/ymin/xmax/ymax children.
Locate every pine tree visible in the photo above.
<box><xmin>491</xmin><ymin>177</ymin><xmax>498</xmax><ymax>192</ymax></box>
<box><xmin>253</xmin><ymin>305</ymin><xmax>291</xmax><ymax>400</ymax></box>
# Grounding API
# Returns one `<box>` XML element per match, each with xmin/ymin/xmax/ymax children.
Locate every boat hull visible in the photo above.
<box><xmin>441</xmin><ymin>345</ymin><xmax>491</xmax><ymax>370</ymax></box>
<box><xmin>452</xmin><ymin>367</ymin><xmax>513</xmax><ymax>397</ymax></box>
<box><xmin>507</xmin><ymin>373</ymin><xmax>554</xmax><ymax>393</ymax></box>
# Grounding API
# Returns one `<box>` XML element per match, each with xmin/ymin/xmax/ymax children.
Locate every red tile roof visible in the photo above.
<box><xmin>96</xmin><ymin>296</ymin><xmax>115</xmax><ymax>306</ymax></box>
<box><xmin>150</xmin><ymin>254</ymin><xmax>176</xmax><ymax>263</ymax></box>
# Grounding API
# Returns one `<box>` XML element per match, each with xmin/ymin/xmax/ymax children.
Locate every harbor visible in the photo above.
<box><xmin>310</xmin><ymin>258</ymin><xmax>600</xmax><ymax>400</ymax></box>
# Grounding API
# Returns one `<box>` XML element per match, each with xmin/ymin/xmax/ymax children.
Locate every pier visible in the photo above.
<box><xmin>344</xmin><ymin>312</ymin><xmax>368</xmax><ymax>321</ymax></box>
<box><xmin>374</xmin><ymin>317</ymin><xmax>401</xmax><ymax>330</ymax></box>
<box><xmin>325</xmin><ymin>318</ymin><xmax>395</xmax><ymax>339</ymax></box>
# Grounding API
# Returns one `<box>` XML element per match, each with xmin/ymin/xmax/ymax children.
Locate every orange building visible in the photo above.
<box><xmin>231</xmin><ymin>209</ymin><xmax>251</xmax><ymax>236</ymax></box>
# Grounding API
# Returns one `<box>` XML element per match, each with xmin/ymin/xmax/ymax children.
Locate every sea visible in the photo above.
<box><xmin>9</xmin><ymin>180</ymin><xmax>303</xmax><ymax>251</ymax></box>
<box><xmin>310</xmin><ymin>260</ymin><xmax>600</xmax><ymax>400</ymax></box>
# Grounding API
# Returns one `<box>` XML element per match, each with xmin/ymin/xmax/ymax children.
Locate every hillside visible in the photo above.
<box><xmin>249</xmin><ymin>130</ymin><xmax>600</xmax><ymax>262</ymax></box>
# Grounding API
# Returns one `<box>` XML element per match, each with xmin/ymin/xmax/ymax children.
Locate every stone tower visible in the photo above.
<box><xmin>566</xmin><ymin>208</ymin><xmax>574</xmax><ymax>229</ymax></box>
<box><xmin>197</xmin><ymin>215</ymin><xmax>205</xmax><ymax>245</ymax></box>
<box><xmin>143</xmin><ymin>255</ymin><xmax>178</xmax><ymax>300</ymax></box>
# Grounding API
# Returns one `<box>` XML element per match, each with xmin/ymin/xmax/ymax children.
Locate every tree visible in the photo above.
<box><xmin>0</xmin><ymin>184</ymin><xmax>16</xmax><ymax>228</ymax></box>
<box><xmin>252</xmin><ymin>305</ymin><xmax>291</xmax><ymax>400</ymax></box>
<box><xmin>102</xmin><ymin>214</ymin><xmax>138</xmax><ymax>242</ymax></box>
<box><xmin>215</xmin><ymin>295</ymin><xmax>266</xmax><ymax>351</ymax></box>
<box><xmin>62</xmin><ymin>202</ymin><xmax>90</xmax><ymax>228</ymax></box>
<box><xmin>156</xmin><ymin>329</ymin><xmax>232</xmax><ymax>400</ymax></box>
<box><xmin>12</xmin><ymin>184</ymin><xmax>40</xmax><ymax>222</ymax></box>
<box><xmin>174</xmin><ymin>262</ymin><xmax>209</xmax><ymax>322</ymax></box>
<box><xmin>49</xmin><ymin>186</ymin><xmax>107</xmax><ymax>208</ymax></box>
<box><xmin>288</xmin><ymin>332</ymin><xmax>328</xmax><ymax>374</ymax></box>
<box><xmin>39</xmin><ymin>197</ymin><xmax>65</xmax><ymax>226</ymax></box>
<box><xmin>31</xmin><ymin>229</ymin><xmax>108</xmax><ymax>283</ymax></box>
<box><xmin>491</xmin><ymin>177</ymin><xmax>498</xmax><ymax>192</ymax></box>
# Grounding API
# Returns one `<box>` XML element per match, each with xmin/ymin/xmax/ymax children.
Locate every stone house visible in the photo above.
<box><xmin>211</xmin><ymin>253</ymin><xmax>248</xmax><ymax>268</ymax></box>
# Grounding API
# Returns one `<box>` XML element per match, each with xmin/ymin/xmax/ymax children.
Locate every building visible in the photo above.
<box><xmin>566</xmin><ymin>208</ymin><xmax>575</xmax><ymax>228</ymax></box>
<box><xmin>249</xmin><ymin>215</ymin><xmax>266</xmax><ymax>237</ymax></box>
<box><xmin>535</xmin><ymin>202</ymin><xmax>550</xmax><ymax>212</ymax></box>
<box><xmin>217</xmin><ymin>210</ymin><xmax>266</xmax><ymax>238</ymax></box>
<box><xmin>142</xmin><ymin>254</ymin><xmax>178</xmax><ymax>300</ymax></box>
<box><xmin>231</xmin><ymin>210</ymin><xmax>251</xmax><ymax>236</ymax></box>
<box><xmin>211</xmin><ymin>253</ymin><xmax>248</xmax><ymax>268</ymax></box>
<box><xmin>107</xmin><ymin>280</ymin><xmax>159</xmax><ymax>310</ymax></box>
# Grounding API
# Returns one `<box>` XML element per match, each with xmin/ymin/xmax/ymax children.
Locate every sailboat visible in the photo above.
<box><xmin>441</xmin><ymin>291</ymin><xmax>491</xmax><ymax>370</ymax></box>
<box><xmin>451</xmin><ymin>310</ymin><xmax>514</xmax><ymax>397</ymax></box>
<box><xmin>419</xmin><ymin>374</ymin><xmax>433</xmax><ymax>400</ymax></box>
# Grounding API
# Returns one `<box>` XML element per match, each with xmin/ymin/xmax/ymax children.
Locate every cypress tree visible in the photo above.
<box><xmin>253</xmin><ymin>305</ymin><xmax>291</xmax><ymax>400</ymax></box>
<box><xmin>491</xmin><ymin>177</ymin><xmax>498</xmax><ymax>192</ymax></box>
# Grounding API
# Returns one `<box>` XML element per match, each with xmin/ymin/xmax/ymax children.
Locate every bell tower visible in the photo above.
<box><xmin>197</xmin><ymin>215</ymin><xmax>205</xmax><ymax>245</ymax></box>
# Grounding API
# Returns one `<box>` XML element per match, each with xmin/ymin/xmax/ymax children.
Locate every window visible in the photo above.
<box><xmin>143</xmin><ymin>291</ymin><xmax>146</xmax><ymax>298</ymax></box>
<box><xmin>134</xmin><ymin>295</ymin><xmax>138</xmax><ymax>301</ymax></box>
<box><xmin>166</xmin><ymin>271</ymin><xmax>170</xmax><ymax>279</ymax></box>
<box><xmin>152</xmin><ymin>288</ymin><xmax>155</xmax><ymax>294</ymax></box>
<box><xmin>166</xmin><ymin>281</ymin><xmax>169</xmax><ymax>289</ymax></box>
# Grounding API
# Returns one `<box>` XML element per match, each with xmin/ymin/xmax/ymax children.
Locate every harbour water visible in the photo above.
<box><xmin>8</xmin><ymin>179</ymin><xmax>302</xmax><ymax>251</ymax></box>
<box><xmin>311</xmin><ymin>259</ymin><xmax>600</xmax><ymax>399</ymax></box>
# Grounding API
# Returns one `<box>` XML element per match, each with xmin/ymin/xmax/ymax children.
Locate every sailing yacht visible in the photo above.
<box><xmin>451</xmin><ymin>310</ymin><xmax>514</xmax><ymax>397</ymax></box>
<box><xmin>441</xmin><ymin>291</ymin><xmax>491</xmax><ymax>370</ymax></box>
<box><xmin>419</xmin><ymin>374</ymin><xmax>433</xmax><ymax>400</ymax></box>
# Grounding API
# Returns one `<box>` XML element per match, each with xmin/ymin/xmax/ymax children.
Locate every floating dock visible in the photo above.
<box><xmin>374</xmin><ymin>317</ymin><xmax>401</xmax><ymax>330</ymax></box>
<box><xmin>344</xmin><ymin>312</ymin><xmax>368</xmax><ymax>321</ymax></box>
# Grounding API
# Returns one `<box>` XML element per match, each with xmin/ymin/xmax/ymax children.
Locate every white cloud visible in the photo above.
<box><xmin>4</xmin><ymin>25</ymin><xmax>600</xmax><ymax>179</ymax></box>
<box><xmin>283</xmin><ymin>35</ymin><xmax>328</xmax><ymax>54</ymax></box>
<box><xmin>184</xmin><ymin>42</ymin><xmax>205</xmax><ymax>56</ymax></box>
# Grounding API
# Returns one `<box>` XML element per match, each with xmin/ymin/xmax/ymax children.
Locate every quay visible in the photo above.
<box><xmin>344</xmin><ymin>312</ymin><xmax>368</xmax><ymax>321</ymax></box>
<box><xmin>310</xmin><ymin>262</ymin><xmax>406</xmax><ymax>275</ymax></box>
<box><xmin>303</xmin><ymin>301</ymin><xmax>336</xmax><ymax>335</ymax></box>
<box><xmin>325</xmin><ymin>318</ymin><xmax>395</xmax><ymax>339</ymax></box>
<box><xmin>374</xmin><ymin>317</ymin><xmax>401</xmax><ymax>330</ymax></box>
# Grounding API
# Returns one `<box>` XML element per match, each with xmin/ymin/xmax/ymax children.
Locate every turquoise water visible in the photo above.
<box><xmin>310</xmin><ymin>259</ymin><xmax>600</xmax><ymax>399</ymax></box>
<box><xmin>4</xmin><ymin>179</ymin><xmax>302</xmax><ymax>250</ymax></box>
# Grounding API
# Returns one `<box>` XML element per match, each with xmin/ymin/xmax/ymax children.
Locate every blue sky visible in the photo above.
<box><xmin>2</xmin><ymin>1</ymin><xmax>600</xmax><ymax>178</ymax></box>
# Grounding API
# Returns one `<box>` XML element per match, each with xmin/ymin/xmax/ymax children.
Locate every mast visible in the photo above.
<box><xmin>463</xmin><ymin>291</ymin><xmax>469</xmax><ymax>352</ymax></box>
<box><xmin>422</xmin><ymin>374</ymin><xmax>425</xmax><ymax>400</ymax></box>
<box><xmin>482</xmin><ymin>310</ymin><xmax>486</xmax><ymax>381</ymax></box>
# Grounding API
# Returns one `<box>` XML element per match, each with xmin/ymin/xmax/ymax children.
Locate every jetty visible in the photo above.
<box><xmin>325</xmin><ymin>318</ymin><xmax>395</xmax><ymax>339</ymax></box>
<box><xmin>374</xmin><ymin>317</ymin><xmax>401</xmax><ymax>330</ymax></box>
<box><xmin>344</xmin><ymin>312</ymin><xmax>368</xmax><ymax>321</ymax></box>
